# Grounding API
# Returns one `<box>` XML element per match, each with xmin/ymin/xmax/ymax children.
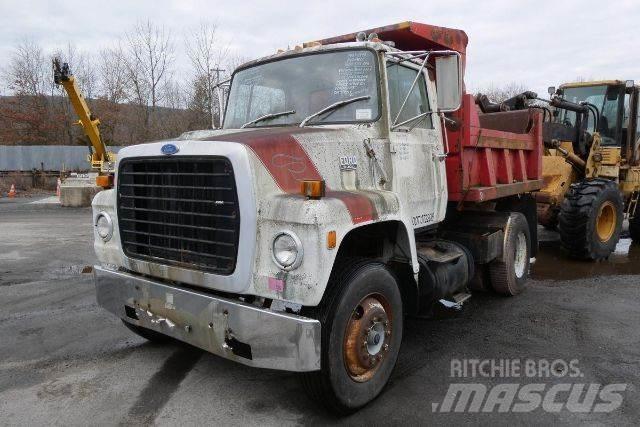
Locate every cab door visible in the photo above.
<box><xmin>386</xmin><ymin>60</ymin><xmax>446</xmax><ymax>229</ymax></box>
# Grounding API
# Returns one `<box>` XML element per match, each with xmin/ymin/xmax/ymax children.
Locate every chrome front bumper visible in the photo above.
<box><xmin>94</xmin><ymin>266</ymin><xmax>321</xmax><ymax>372</ymax></box>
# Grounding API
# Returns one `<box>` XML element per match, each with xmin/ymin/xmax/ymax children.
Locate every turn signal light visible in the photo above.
<box><xmin>96</xmin><ymin>174</ymin><xmax>114</xmax><ymax>189</ymax></box>
<box><xmin>327</xmin><ymin>230</ymin><xmax>337</xmax><ymax>249</ymax></box>
<box><xmin>301</xmin><ymin>180</ymin><xmax>325</xmax><ymax>199</ymax></box>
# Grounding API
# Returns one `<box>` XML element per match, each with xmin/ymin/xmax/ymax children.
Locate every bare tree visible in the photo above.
<box><xmin>481</xmin><ymin>82</ymin><xmax>530</xmax><ymax>103</ymax></box>
<box><xmin>226</xmin><ymin>53</ymin><xmax>249</xmax><ymax>74</ymax></box>
<box><xmin>161</xmin><ymin>79</ymin><xmax>186</xmax><ymax>110</ymax></box>
<box><xmin>4</xmin><ymin>39</ymin><xmax>48</xmax><ymax>96</ymax></box>
<box><xmin>186</xmin><ymin>74</ymin><xmax>214</xmax><ymax>129</ymax></box>
<box><xmin>123</xmin><ymin>20</ymin><xmax>174</xmax><ymax>130</ymax></box>
<box><xmin>185</xmin><ymin>22</ymin><xmax>228</xmax><ymax>128</ymax></box>
<box><xmin>98</xmin><ymin>46</ymin><xmax>128</xmax><ymax>104</ymax></box>
<box><xmin>60</xmin><ymin>43</ymin><xmax>97</xmax><ymax>100</ymax></box>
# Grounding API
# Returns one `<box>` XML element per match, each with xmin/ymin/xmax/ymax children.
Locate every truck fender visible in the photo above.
<box><xmin>330</xmin><ymin>219</ymin><xmax>421</xmax><ymax>314</ymax></box>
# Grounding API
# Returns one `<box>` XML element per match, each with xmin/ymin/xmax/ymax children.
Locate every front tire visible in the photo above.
<box><xmin>558</xmin><ymin>179</ymin><xmax>623</xmax><ymax>259</ymax></box>
<box><xmin>301</xmin><ymin>261</ymin><xmax>403</xmax><ymax>415</ymax></box>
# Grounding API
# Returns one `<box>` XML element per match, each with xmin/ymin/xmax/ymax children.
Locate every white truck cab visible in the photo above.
<box><xmin>92</xmin><ymin>23</ymin><xmax>539</xmax><ymax>414</ymax></box>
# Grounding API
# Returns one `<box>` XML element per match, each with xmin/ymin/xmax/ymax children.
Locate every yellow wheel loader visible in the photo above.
<box><xmin>535</xmin><ymin>80</ymin><xmax>640</xmax><ymax>259</ymax></box>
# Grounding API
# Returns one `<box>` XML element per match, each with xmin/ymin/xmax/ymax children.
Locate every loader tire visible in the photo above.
<box><xmin>630</xmin><ymin>213</ymin><xmax>640</xmax><ymax>244</ymax></box>
<box><xmin>301</xmin><ymin>260</ymin><xmax>403</xmax><ymax>415</ymax></box>
<box><xmin>558</xmin><ymin>179</ymin><xmax>623</xmax><ymax>260</ymax></box>
<box><xmin>122</xmin><ymin>320</ymin><xmax>172</xmax><ymax>344</ymax></box>
<box><xmin>489</xmin><ymin>212</ymin><xmax>530</xmax><ymax>296</ymax></box>
<box><xmin>540</xmin><ymin>210</ymin><xmax>559</xmax><ymax>230</ymax></box>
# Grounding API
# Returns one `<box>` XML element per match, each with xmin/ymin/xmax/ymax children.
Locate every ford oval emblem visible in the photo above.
<box><xmin>161</xmin><ymin>144</ymin><xmax>179</xmax><ymax>155</ymax></box>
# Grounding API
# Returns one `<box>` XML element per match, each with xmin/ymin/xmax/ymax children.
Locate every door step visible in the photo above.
<box><xmin>439</xmin><ymin>292</ymin><xmax>472</xmax><ymax>310</ymax></box>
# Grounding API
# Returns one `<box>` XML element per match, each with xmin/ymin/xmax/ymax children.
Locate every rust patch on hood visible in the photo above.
<box><xmin>200</xmin><ymin>127</ymin><xmax>329</xmax><ymax>193</ymax></box>
<box><xmin>198</xmin><ymin>127</ymin><xmax>379</xmax><ymax>224</ymax></box>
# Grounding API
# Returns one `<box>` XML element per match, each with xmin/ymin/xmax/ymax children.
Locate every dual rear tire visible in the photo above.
<box><xmin>489</xmin><ymin>213</ymin><xmax>531</xmax><ymax>296</ymax></box>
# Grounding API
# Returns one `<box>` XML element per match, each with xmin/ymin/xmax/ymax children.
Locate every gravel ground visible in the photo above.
<box><xmin>1</xmin><ymin>198</ymin><xmax>640</xmax><ymax>425</ymax></box>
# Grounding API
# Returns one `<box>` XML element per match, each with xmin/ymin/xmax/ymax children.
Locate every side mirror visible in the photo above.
<box><xmin>547</xmin><ymin>86</ymin><xmax>556</xmax><ymax>96</ymax></box>
<box><xmin>435</xmin><ymin>54</ymin><xmax>462</xmax><ymax>112</ymax></box>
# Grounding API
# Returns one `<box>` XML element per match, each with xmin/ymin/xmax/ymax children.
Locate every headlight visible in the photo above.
<box><xmin>272</xmin><ymin>231</ymin><xmax>303</xmax><ymax>270</ymax></box>
<box><xmin>95</xmin><ymin>212</ymin><xmax>113</xmax><ymax>241</ymax></box>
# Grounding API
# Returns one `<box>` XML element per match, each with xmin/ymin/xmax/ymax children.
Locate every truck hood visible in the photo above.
<box><xmin>186</xmin><ymin>126</ymin><xmax>332</xmax><ymax>194</ymax></box>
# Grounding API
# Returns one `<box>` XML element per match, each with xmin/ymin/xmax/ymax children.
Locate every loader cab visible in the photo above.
<box><xmin>555</xmin><ymin>81</ymin><xmax>640</xmax><ymax>163</ymax></box>
<box><xmin>622</xmin><ymin>83</ymin><xmax>640</xmax><ymax>165</ymax></box>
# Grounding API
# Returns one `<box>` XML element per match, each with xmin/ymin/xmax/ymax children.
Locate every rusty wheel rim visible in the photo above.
<box><xmin>343</xmin><ymin>294</ymin><xmax>392</xmax><ymax>383</ymax></box>
<box><xmin>596</xmin><ymin>201</ymin><xmax>616</xmax><ymax>242</ymax></box>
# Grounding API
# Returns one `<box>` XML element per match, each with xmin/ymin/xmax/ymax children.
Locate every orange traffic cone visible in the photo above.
<box><xmin>8</xmin><ymin>184</ymin><xmax>16</xmax><ymax>198</ymax></box>
<box><xmin>56</xmin><ymin>178</ymin><xmax>61</xmax><ymax>198</ymax></box>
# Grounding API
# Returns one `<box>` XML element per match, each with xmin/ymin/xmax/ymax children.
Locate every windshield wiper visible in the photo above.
<box><xmin>299</xmin><ymin>96</ymin><xmax>370</xmax><ymax>127</ymax></box>
<box><xmin>241</xmin><ymin>110</ymin><xmax>296</xmax><ymax>128</ymax></box>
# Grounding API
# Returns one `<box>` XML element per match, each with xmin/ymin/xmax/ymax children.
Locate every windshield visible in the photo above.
<box><xmin>223</xmin><ymin>49</ymin><xmax>380</xmax><ymax>129</ymax></box>
<box><xmin>558</xmin><ymin>85</ymin><xmax>624</xmax><ymax>144</ymax></box>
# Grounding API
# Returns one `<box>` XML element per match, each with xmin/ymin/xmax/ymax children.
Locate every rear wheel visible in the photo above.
<box><xmin>301</xmin><ymin>261</ymin><xmax>403</xmax><ymax>415</ymax></box>
<box><xmin>489</xmin><ymin>212</ymin><xmax>531</xmax><ymax>296</ymax></box>
<box><xmin>558</xmin><ymin>179</ymin><xmax>623</xmax><ymax>259</ymax></box>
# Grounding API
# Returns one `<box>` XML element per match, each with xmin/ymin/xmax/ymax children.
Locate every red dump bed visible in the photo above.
<box><xmin>313</xmin><ymin>21</ymin><xmax>543</xmax><ymax>202</ymax></box>
<box><xmin>445</xmin><ymin>95</ymin><xmax>543</xmax><ymax>202</ymax></box>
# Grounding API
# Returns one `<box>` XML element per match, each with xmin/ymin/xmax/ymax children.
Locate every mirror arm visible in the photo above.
<box><xmin>392</xmin><ymin>53</ymin><xmax>430</xmax><ymax>127</ymax></box>
<box><xmin>440</xmin><ymin>112</ymin><xmax>450</xmax><ymax>154</ymax></box>
<box><xmin>391</xmin><ymin>111</ymin><xmax>432</xmax><ymax>130</ymax></box>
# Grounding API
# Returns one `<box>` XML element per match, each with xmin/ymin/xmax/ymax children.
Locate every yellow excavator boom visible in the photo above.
<box><xmin>53</xmin><ymin>58</ymin><xmax>116</xmax><ymax>174</ymax></box>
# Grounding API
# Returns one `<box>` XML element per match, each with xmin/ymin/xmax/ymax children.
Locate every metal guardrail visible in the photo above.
<box><xmin>0</xmin><ymin>146</ymin><xmax>123</xmax><ymax>171</ymax></box>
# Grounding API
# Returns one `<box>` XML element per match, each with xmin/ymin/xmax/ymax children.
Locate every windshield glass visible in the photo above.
<box><xmin>223</xmin><ymin>49</ymin><xmax>380</xmax><ymax>129</ymax></box>
<box><xmin>558</xmin><ymin>85</ymin><xmax>624</xmax><ymax>144</ymax></box>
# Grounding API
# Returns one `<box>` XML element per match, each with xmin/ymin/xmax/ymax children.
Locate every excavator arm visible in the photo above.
<box><xmin>53</xmin><ymin>58</ymin><xmax>115</xmax><ymax>178</ymax></box>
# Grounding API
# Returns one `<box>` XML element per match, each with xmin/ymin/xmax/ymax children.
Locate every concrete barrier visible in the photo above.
<box><xmin>60</xmin><ymin>177</ymin><xmax>101</xmax><ymax>207</ymax></box>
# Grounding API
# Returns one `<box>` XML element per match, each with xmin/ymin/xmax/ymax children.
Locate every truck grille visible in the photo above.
<box><xmin>117</xmin><ymin>156</ymin><xmax>240</xmax><ymax>275</ymax></box>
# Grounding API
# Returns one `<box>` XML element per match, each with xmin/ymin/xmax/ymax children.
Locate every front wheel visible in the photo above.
<box><xmin>558</xmin><ymin>179</ymin><xmax>623</xmax><ymax>259</ymax></box>
<box><xmin>301</xmin><ymin>261</ymin><xmax>403</xmax><ymax>414</ymax></box>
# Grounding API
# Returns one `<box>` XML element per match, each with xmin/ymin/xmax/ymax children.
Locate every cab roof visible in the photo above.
<box><xmin>561</xmin><ymin>80</ymin><xmax>639</xmax><ymax>89</ymax></box>
<box><xmin>307</xmin><ymin>21</ymin><xmax>468</xmax><ymax>59</ymax></box>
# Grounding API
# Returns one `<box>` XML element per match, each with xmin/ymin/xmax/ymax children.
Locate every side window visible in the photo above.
<box><xmin>387</xmin><ymin>63</ymin><xmax>433</xmax><ymax>129</ymax></box>
<box><xmin>623</xmin><ymin>94</ymin><xmax>630</xmax><ymax>130</ymax></box>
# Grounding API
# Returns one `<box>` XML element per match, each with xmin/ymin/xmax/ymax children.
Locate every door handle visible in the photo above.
<box><xmin>433</xmin><ymin>153</ymin><xmax>448</xmax><ymax>161</ymax></box>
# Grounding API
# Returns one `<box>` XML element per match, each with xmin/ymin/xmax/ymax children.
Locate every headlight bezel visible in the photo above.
<box><xmin>271</xmin><ymin>230</ymin><xmax>303</xmax><ymax>270</ymax></box>
<box><xmin>95</xmin><ymin>211</ymin><xmax>114</xmax><ymax>241</ymax></box>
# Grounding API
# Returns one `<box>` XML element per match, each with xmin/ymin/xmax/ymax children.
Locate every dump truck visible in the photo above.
<box><xmin>91</xmin><ymin>22</ymin><xmax>543</xmax><ymax>413</ymax></box>
<box><xmin>534</xmin><ymin>80</ymin><xmax>640</xmax><ymax>259</ymax></box>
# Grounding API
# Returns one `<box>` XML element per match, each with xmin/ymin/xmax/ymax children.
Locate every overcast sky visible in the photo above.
<box><xmin>1</xmin><ymin>0</ymin><xmax>638</xmax><ymax>97</ymax></box>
